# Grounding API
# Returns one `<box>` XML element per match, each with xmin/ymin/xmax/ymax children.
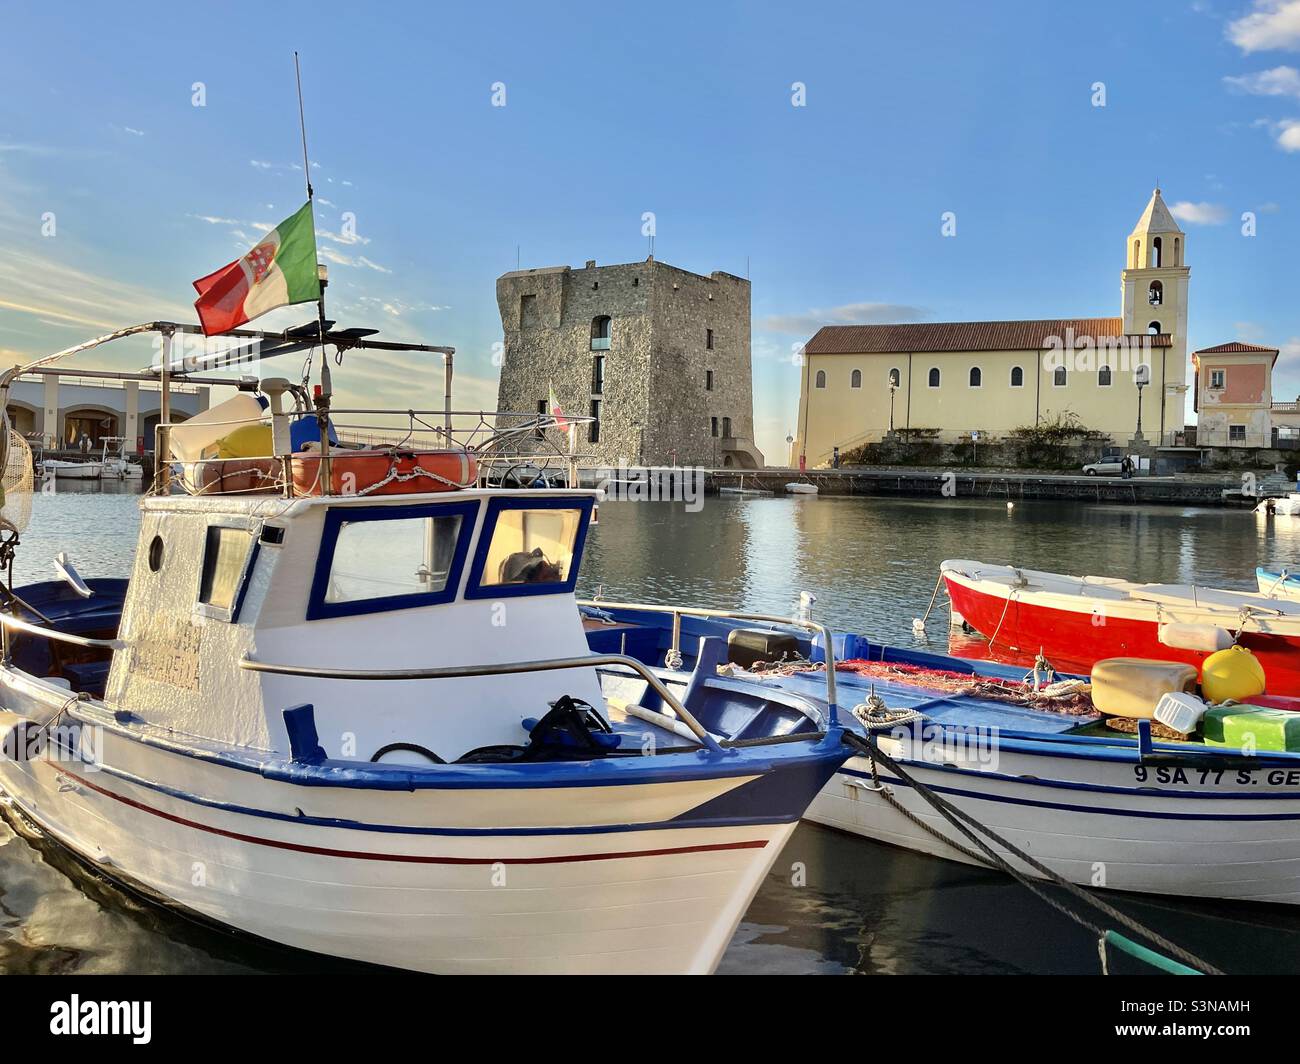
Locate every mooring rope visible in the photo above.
<box><xmin>842</xmin><ymin>729</ymin><xmax>1223</xmax><ymax>976</ymax></box>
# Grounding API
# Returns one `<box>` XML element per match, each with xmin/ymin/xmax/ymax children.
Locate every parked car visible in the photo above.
<box><xmin>1081</xmin><ymin>451</ymin><xmax>1126</xmax><ymax>477</ymax></box>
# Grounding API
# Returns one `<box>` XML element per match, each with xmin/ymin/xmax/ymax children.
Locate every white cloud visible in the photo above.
<box><xmin>758</xmin><ymin>300</ymin><xmax>929</xmax><ymax>337</ymax></box>
<box><xmin>1224</xmin><ymin>64</ymin><xmax>1300</xmax><ymax>95</ymax></box>
<box><xmin>1169</xmin><ymin>200</ymin><xmax>1229</xmax><ymax>224</ymax></box>
<box><xmin>1278</xmin><ymin>118</ymin><xmax>1300</xmax><ymax>149</ymax></box>
<box><xmin>189</xmin><ymin>214</ymin><xmax>243</xmax><ymax>226</ymax></box>
<box><xmin>249</xmin><ymin>159</ymin><xmax>275</xmax><ymax>170</ymax></box>
<box><xmin>1227</xmin><ymin>1</ymin><xmax>1300</xmax><ymax>53</ymax></box>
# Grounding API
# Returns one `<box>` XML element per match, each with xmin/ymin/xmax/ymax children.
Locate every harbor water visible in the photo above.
<box><xmin>3</xmin><ymin>486</ymin><xmax>1299</xmax><ymax>974</ymax></box>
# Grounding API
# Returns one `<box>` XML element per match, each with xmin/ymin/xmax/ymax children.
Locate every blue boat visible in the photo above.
<box><xmin>582</xmin><ymin>599</ymin><xmax>1300</xmax><ymax>906</ymax></box>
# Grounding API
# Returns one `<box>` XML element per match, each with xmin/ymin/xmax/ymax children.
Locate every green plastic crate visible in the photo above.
<box><xmin>1202</xmin><ymin>705</ymin><xmax>1300</xmax><ymax>752</ymax></box>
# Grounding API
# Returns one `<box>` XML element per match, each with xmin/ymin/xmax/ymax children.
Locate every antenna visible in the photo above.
<box><xmin>294</xmin><ymin>51</ymin><xmax>313</xmax><ymax>201</ymax></box>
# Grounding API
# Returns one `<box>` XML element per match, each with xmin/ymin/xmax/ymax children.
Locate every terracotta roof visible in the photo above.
<box><xmin>804</xmin><ymin>318</ymin><xmax>1173</xmax><ymax>354</ymax></box>
<box><xmin>1193</xmin><ymin>341</ymin><xmax>1279</xmax><ymax>354</ymax></box>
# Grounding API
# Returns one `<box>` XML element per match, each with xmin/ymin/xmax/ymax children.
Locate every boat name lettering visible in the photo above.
<box><xmin>1133</xmin><ymin>765</ymin><xmax>1300</xmax><ymax>786</ymax></box>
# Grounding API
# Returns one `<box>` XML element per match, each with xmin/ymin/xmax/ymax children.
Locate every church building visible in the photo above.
<box><xmin>792</xmin><ymin>189</ymin><xmax>1191</xmax><ymax>466</ymax></box>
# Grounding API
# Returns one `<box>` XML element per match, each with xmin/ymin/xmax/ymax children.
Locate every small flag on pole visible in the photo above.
<box><xmin>548</xmin><ymin>381</ymin><xmax>569</xmax><ymax>430</ymax></box>
<box><xmin>192</xmin><ymin>201</ymin><xmax>321</xmax><ymax>335</ymax></box>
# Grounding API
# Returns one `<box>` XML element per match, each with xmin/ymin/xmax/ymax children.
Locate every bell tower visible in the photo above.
<box><xmin>1121</xmin><ymin>187</ymin><xmax>1190</xmax><ymax>442</ymax></box>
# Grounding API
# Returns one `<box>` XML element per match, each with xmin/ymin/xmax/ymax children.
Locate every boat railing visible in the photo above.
<box><xmin>239</xmin><ymin>651</ymin><xmax>726</xmax><ymax>753</ymax></box>
<box><xmin>576</xmin><ymin>599</ymin><xmax>839</xmax><ymax>724</ymax></box>
<box><xmin>0</xmin><ymin>609</ymin><xmax>127</xmax><ymax>665</ymax></box>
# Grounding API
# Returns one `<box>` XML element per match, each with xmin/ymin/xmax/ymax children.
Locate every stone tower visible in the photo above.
<box><xmin>1121</xmin><ymin>188</ymin><xmax>1190</xmax><ymax>442</ymax></box>
<box><xmin>494</xmin><ymin>259</ymin><xmax>764</xmax><ymax>469</ymax></box>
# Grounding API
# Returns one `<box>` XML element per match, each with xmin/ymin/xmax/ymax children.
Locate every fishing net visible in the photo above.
<box><xmin>742</xmin><ymin>656</ymin><xmax>1095</xmax><ymax>715</ymax></box>
<box><xmin>0</xmin><ymin>430</ymin><xmax>34</xmax><ymax>533</ymax></box>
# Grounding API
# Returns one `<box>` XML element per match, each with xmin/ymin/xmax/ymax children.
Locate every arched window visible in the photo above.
<box><xmin>1010</xmin><ymin>365</ymin><xmax>1024</xmax><ymax>388</ymax></box>
<box><xmin>1133</xmin><ymin>239</ymin><xmax>1141</xmax><ymax>268</ymax></box>
<box><xmin>590</xmin><ymin>315</ymin><xmax>611</xmax><ymax>351</ymax></box>
<box><xmin>969</xmin><ymin>366</ymin><xmax>982</xmax><ymax>388</ymax></box>
<box><xmin>1098</xmin><ymin>365</ymin><xmax>1112</xmax><ymax>387</ymax></box>
<box><xmin>814</xmin><ymin>369</ymin><xmax>826</xmax><ymax>389</ymax></box>
<box><xmin>1150</xmin><ymin>236</ymin><xmax>1162</xmax><ymax>268</ymax></box>
<box><xmin>1148</xmin><ymin>280</ymin><xmax>1163</xmax><ymax>306</ymax></box>
<box><xmin>888</xmin><ymin>367</ymin><xmax>901</xmax><ymax>388</ymax></box>
<box><xmin>1053</xmin><ymin>365</ymin><xmax>1067</xmax><ymax>387</ymax></box>
<box><xmin>1148</xmin><ymin>321</ymin><xmax>1162</xmax><ymax>336</ymax></box>
<box><xmin>850</xmin><ymin>368</ymin><xmax>862</xmax><ymax>389</ymax></box>
<box><xmin>928</xmin><ymin>367</ymin><xmax>941</xmax><ymax>388</ymax></box>
<box><xmin>1173</xmin><ymin>237</ymin><xmax>1181</xmax><ymax>266</ymax></box>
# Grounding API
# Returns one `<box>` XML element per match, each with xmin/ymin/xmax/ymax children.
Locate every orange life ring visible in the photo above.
<box><xmin>291</xmin><ymin>449</ymin><xmax>477</xmax><ymax>497</ymax></box>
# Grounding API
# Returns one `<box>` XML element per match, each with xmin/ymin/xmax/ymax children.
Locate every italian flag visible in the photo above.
<box><xmin>192</xmin><ymin>201</ymin><xmax>320</xmax><ymax>335</ymax></box>
<box><xmin>548</xmin><ymin>381</ymin><xmax>569</xmax><ymax>430</ymax></box>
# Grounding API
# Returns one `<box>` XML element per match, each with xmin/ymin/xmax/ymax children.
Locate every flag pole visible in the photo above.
<box><xmin>294</xmin><ymin>50</ymin><xmax>332</xmax><ymax>493</ymax></box>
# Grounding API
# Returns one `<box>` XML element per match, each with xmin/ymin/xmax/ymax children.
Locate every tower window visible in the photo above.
<box><xmin>1150</xmin><ymin>237</ymin><xmax>1162</xmax><ymax>268</ymax></box>
<box><xmin>888</xmin><ymin>368</ymin><xmax>901</xmax><ymax>388</ymax></box>
<box><xmin>815</xmin><ymin>369</ymin><xmax>826</xmax><ymax>389</ymax></box>
<box><xmin>1010</xmin><ymin>366</ymin><xmax>1024</xmax><ymax>387</ymax></box>
<box><xmin>850</xmin><ymin>368</ymin><xmax>862</xmax><ymax>389</ymax></box>
<box><xmin>706</xmin><ymin>328</ymin><xmax>714</xmax><ymax>350</ymax></box>
<box><xmin>722</xmin><ymin>417</ymin><xmax>732</xmax><ymax>438</ymax></box>
<box><xmin>711</xmin><ymin>416</ymin><xmax>719</xmax><ymax>437</ymax></box>
<box><xmin>591</xmin><ymin>354</ymin><xmax>605</xmax><ymax>395</ymax></box>
<box><xmin>1174</xmin><ymin>237</ymin><xmax>1181</xmax><ymax>266</ymax></box>
<box><xmin>1148</xmin><ymin>280</ymin><xmax>1163</xmax><ymax>306</ymax></box>
<box><xmin>1053</xmin><ymin>366</ymin><xmax>1067</xmax><ymax>387</ymax></box>
<box><xmin>1098</xmin><ymin>365</ymin><xmax>1112</xmax><ymax>387</ymax></box>
<box><xmin>705</xmin><ymin>369</ymin><xmax>714</xmax><ymax>391</ymax></box>
<box><xmin>969</xmin><ymin>367</ymin><xmax>982</xmax><ymax>388</ymax></box>
<box><xmin>1133</xmin><ymin>239</ymin><xmax>1141</xmax><ymax>269</ymax></box>
<box><xmin>1148</xmin><ymin>321</ymin><xmax>1162</xmax><ymax>336</ymax></box>
<box><xmin>589</xmin><ymin>399</ymin><xmax>601</xmax><ymax>443</ymax></box>
<box><xmin>928</xmin><ymin>367</ymin><xmax>941</xmax><ymax>388</ymax></box>
<box><xmin>590</xmin><ymin>316</ymin><xmax>611</xmax><ymax>351</ymax></box>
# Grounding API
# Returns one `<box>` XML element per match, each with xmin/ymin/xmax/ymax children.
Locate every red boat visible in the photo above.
<box><xmin>942</xmin><ymin>559</ymin><xmax>1300</xmax><ymax>695</ymax></box>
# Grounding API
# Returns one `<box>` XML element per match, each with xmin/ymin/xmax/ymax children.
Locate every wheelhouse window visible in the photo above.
<box><xmin>471</xmin><ymin>504</ymin><xmax>588</xmax><ymax>596</ymax></box>
<box><xmin>590</xmin><ymin>316</ymin><xmax>611</xmax><ymax>351</ymax></box>
<box><xmin>307</xmin><ymin>503</ymin><xmax>476</xmax><ymax>619</ymax></box>
<box><xmin>197</xmin><ymin>525</ymin><xmax>256</xmax><ymax>620</ymax></box>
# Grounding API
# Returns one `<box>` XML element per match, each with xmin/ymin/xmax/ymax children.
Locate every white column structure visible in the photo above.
<box><xmin>42</xmin><ymin>375</ymin><xmax>59</xmax><ymax>448</ymax></box>
<box><xmin>125</xmin><ymin>380</ymin><xmax>140</xmax><ymax>451</ymax></box>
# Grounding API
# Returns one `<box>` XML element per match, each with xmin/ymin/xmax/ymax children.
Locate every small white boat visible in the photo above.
<box><xmin>718</xmin><ymin>476</ymin><xmax>772</xmax><ymax>498</ymax></box>
<box><xmin>99</xmin><ymin>436</ymin><xmax>144</xmax><ymax>480</ymax></box>
<box><xmin>1256</xmin><ymin>493</ymin><xmax>1300</xmax><ymax>516</ymax></box>
<box><xmin>0</xmin><ymin>319</ymin><xmax>848</xmax><ymax>975</ymax></box>
<box><xmin>784</xmin><ymin>482</ymin><xmax>818</xmax><ymax>495</ymax></box>
<box><xmin>41</xmin><ymin>458</ymin><xmax>102</xmax><ymax>480</ymax></box>
<box><xmin>1258</xmin><ymin>567</ymin><xmax>1300</xmax><ymax>601</ymax></box>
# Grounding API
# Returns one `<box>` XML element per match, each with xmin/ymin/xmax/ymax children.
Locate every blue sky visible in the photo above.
<box><xmin>1</xmin><ymin>0</ymin><xmax>1298</xmax><ymax>460</ymax></box>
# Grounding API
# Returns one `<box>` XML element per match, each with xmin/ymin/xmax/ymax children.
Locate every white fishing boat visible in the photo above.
<box><xmin>784</xmin><ymin>481</ymin><xmax>818</xmax><ymax>495</ymax></box>
<box><xmin>0</xmin><ymin>320</ymin><xmax>849</xmax><ymax>975</ymax></box>
<box><xmin>41</xmin><ymin>458</ymin><xmax>102</xmax><ymax>480</ymax></box>
<box><xmin>99</xmin><ymin>436</ymin><xmax>144</xmax><ymax>480</ymax></box>
<box><xmin>584</xmin><ymin>604</ymin><xmax>1300</xmax><ymax>906</ymax></box>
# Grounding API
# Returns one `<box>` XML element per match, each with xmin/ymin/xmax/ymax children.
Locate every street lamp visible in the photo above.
<box><xmin>1134</xmin><ymin>363</ymin><xmax>1150</xmax><ymax>442</ymax></box>
<box><xmin>889</xmin><ymin>383</ymin><xmax>896</xmax><ymax>434</ymax></box>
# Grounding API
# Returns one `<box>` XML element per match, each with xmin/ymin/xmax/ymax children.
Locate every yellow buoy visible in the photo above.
<box><xmin>1200</xmin><ymin>645</ymin><xmax>1267</xmax><ymax>703</ymax></box>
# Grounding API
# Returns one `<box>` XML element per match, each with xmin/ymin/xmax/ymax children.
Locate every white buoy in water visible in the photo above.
<box><xmin>1007</xmin><ymin>502</ymin><xmax>1015</xmax><ymax>510</ymax></box>
<box><xmin>911</xmin><ymin>617</ymin><xmax>926</xmax><ymax>633</ymax></box>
